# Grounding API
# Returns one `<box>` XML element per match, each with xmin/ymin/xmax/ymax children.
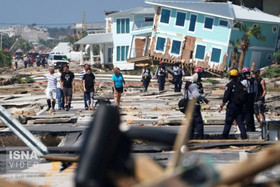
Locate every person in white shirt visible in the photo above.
<box><xmin>43</xmin><ymin>67</ymin><xmax>57</xmax><ymax>111</ymax></box>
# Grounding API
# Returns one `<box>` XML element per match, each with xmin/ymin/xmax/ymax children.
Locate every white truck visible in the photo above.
<box><xmin>47</xmin><ymin>54</ymin><xmax>69</xmax><ymax>69</ymax></box>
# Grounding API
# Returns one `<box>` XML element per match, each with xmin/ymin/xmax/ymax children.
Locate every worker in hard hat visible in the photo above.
<box><xmin>141</xmin><ymin>64</ymin><xmax>153</xmax><ymax>92</ymax></box>
<box><xmin>155</xmin><ymin>61</ymin><xmax>168</xmax><ymax>91</ymax></box>
<box><xmin>172</xmin><ymin>62</ymin><xmax>185</xmax><ymax>92</ymax></box>
<box><xmin>219</xmin><ymin>69</ymin><xmax>248</xmax><ymax>139</ymax></box>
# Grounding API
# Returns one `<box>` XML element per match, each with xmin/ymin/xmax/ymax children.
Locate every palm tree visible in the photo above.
<box><xmin>229</xmin><ymin>39</ymin><xmax>240</xmax><ymax>69</ymax></box>
<box><xmin>236</xmin><ymin>22</ymin><xmax>266</xmax><ymax>71</ymax></box>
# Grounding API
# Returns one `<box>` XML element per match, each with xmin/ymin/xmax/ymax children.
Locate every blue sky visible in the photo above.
<box><xmin>0</xmin><ymin>0</ymin><xmax>147</xmax><ymax>26</ymax></box>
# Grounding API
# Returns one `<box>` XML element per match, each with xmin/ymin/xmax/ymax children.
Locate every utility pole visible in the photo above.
<box><xmin>0</xmin><ymin>32</ymin><xmax>2</xmax><ymax>50</ymax></box>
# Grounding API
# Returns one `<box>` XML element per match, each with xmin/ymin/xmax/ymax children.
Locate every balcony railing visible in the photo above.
<box><xmin>132</xmin><ymin>21</ymin><xmax>153</xmax><ymax>31</ymax></box>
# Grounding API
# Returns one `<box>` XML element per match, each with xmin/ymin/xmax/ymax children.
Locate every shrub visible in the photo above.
<box><xmin>274</xmin><ymin>50</ymin><xmax>280</xmax><ymax>64</ymax></box>
<box><xmin>262</xmin><ymin>66</ymin><xmax>280</xmax><ymax>79</ymax></box>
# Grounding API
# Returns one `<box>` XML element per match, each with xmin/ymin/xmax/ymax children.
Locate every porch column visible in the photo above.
<box><xmin>79</xmin><ymin>44</ymin><xmax>84</xmax><ymax>65</ymax></box>
<box><xmin>99</xmin><ymin>44</ymin><xmax>104</xmax><ymax>64</ymax></box>
<box><xmin>90</xmin><ymin>44</ymin><xmax>94</xmax><ymax>65</ymax></box>
<box><xmin>144</xmin><ymin>36</ymin><xmax>149</xmax><ymax>56</ymax></box>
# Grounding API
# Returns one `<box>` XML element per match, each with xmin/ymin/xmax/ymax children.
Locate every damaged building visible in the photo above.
<box><xmin>128</xmin><ymin>0</ymin><xmax>280</xmax><ymax>72</ymax></box>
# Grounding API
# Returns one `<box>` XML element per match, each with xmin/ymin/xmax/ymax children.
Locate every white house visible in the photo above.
<box><xmin>75</xmin><ymin>7</ymin><xmax>155</xmax><ymax>70</ymax></box>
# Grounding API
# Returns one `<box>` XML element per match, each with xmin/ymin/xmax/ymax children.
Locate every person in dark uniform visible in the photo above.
<box><xmin>172</xmin><ymin>62</ymin><xmax>185</xmax><ymax>92</ymax></box>
<box><xmin>155</xmin><ymin>61</ymin><xmax>168</xmax><ymax>91</ymax></box>
<box><xmin>185</xmin><ymin>73</ymin><xmax>209</xmax><ymax>139</ymax></box>
<box><xmin>241</xmin><ymin>67</ymin><xmax>257</xmax><ymax>132</ymax></box>
<box><xmin>141</xmin><ymin>64</ymin><xmax>153</xmax><ymax>92</ymax></box>
<box><xmin>219</xmin><ymin>69</ymin><xmax>248</xmax><ymax>139</ymax></box>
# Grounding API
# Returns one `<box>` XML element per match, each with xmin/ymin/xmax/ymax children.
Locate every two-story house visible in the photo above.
<box><xmin>75</xmin><ymin>7</ymin><xmax>155</xmax><ymax>70</ymax></box>
<box><xmin>129</xmin><ymin>0</ymin><xmax>280</xmax><ymax>71</ymax></box>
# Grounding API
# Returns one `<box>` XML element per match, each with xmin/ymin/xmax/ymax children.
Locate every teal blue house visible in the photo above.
<box><xmin>128</xmin><ymin>0</ymin><xmax>280</xmax><ymax>71</ymax></box>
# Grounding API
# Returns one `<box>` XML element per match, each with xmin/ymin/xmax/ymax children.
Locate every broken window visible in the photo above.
<box><xmin>156</xmin><ymin>37</ymin><xmax>166</xmax><ymax>52</ymax></box>
<box><xmin>195</xmin><ymin>45</ymin><xmax>206</xmax><ymax>60</ymax></box>
<box><xmin>211</xmin><ymin>48</ymin><xmax>222</xmax><ymax>63</ymax></box>
<box><xmin>117</xmin><ymin>18</ymin><xmax>130</xmax><ymax>34</ymax></box>
<box><xmin>189</xmin><ymin>14</ymin><xmax>197</xmax><ymax>32</ymax></box>
<box><xmin>175</xmin><ymin>12</ymin><xmax>186</xmax><ymax>27</ymax></box>
<box><xmin>160</xmin><ymin>9</ymin><xmax>171</xmax><ymax>24</ymax></box>
<box><xmin>171</xmin><ymin>40</ymin><xmax>181</xmax><ymax>55</ymax></box>
<box><xmin>204</xmin><ymin>17</ymin><xmax>214</xmax><ymax>30</ymax></box>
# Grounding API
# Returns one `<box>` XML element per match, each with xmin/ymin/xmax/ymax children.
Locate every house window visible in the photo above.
<box><xmin>145</xmin><ymin>17</ymin><xmax>154</xmax><ymax>23</ymax></box>
<box><xmin>195</xmin><ymin>45</ymin><xmax>206</xmax><ymax>60</ymax></box>
<box><xmin>108</xmin><ymin>48</ymin><xmax>113</xmax><ymax>63</ymax></box>
<box><xmin>175</xmin><ymin>12</ymin><xmax>186</xmax><ymax>27</ymax></box>
<box><xmin>160</xmin><ymin>9</ymin><xmax>171</xmax><ymax>24</ymax></box>
<box><xmin>171</xmin><ymin>40</ymin><xmax>181</xmax><ymax>55</ymax></box>
<box><xmin>156</xmin><ymin>37</ymin><xmax>166</xmax><ymax>52</ymax></box>
<box><xmin>204</xmin><ymin>17</ymin><xmax>214</xmax><ymax>30</ymax></box>
<box><xmin>219</xmin><ymin>20</ymin><xmax>228</xmax><ymax>27</ymax></box>
<box><xmin>116</xmin><ymin>18</ymin><xmax>130</xmax><ymax>34</ymax></box>
<box><xmin>211</xmin><ymin>48</ymin><xmax>222</xmax><ymax>63</ymax></box>
<box><xmin>272</xmin><ymin>26</ymin><xmax>278</xmax><ymax>33</ymax></box>
<box><xmin>189</xmin><ymin>14</ymin><xmax>197</xmax><ymax>32</ymax></box>
<box><xmin>116</xmin><ymin>46</ymin><xmax>129</xmax><ymax>61</ymax></box>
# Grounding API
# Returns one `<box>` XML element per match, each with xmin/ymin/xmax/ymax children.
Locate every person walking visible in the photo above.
<box><xmin>83</xmin><ymin>68</ymin><xmax>95</xmax><ymax>110</ymax></box>
<box><xmin>61</xmin><ymin>65</ymin><xmax>75</xmax><ymax>111</ymax></box>
<box><xmin>24</xmin><ymin>55</ymin><xmax>28</xmax><ymax>68</ymax></box>
<box><xmin>219</xmin><ymin>69</ymin><xmax>248</xmax><ymax>139</ymax></box>
<box><xmin>56</xmin><ymin>67</ymin><xmax>64</xmax><ymax>110</ymax></box>
<box><xmin>141</xmin><ymin>64</ymin><xmax>152</xmax><ymax>92</ymax></box>
<box><xmin>112</xmin><ymin>67</ymin><xmax>125</xmax><ymax>108</ymax></box>
<box><xmin>172</xmin><ymin>62</ymin><xmax>185</xmax><ymax>92</ymax></box>
<box><xmin>80</xmin><ymin>64</ymin><xmax>90</xmax><ymax>109</ymax></box>
<box><xmin>254</xmin><ymin>69</ymin><xmax>267</xmax><ymax>131</ymax></box>
<box><xmin>155</xmin><ymin>61</ymin><xmax>168</xmax><ymax>91</ymax></box>
<box><xmin>184</xmin><ymin>73</ymin><xmax>209</xmax><ymax>139</ymax></box>
<box><xmin>241</xmin><ymin>67</ymin><xmax>257</xmax><ymax>132</ymax></box>
<box><xmin>43</xmin><ymin>67</ymin><xmax>57</xmax><ymax>112</ymax></box>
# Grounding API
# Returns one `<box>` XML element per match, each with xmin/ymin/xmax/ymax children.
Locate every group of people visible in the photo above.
<box><xmin>44</xmin><ymin>64</ymin><xmax>125</xmax><ymax>112</ymax></box>
<box><xmin>44</xmin><ymin>65</ymin><xmax>77</xmax><ymax>112</ymax></box>
<box><xmin>23</xmin><ymin>55</ymin><xmax>47</xmax><ymax>69</ymax></box>
<box><xmin>44</xmin><ymin>62</ymin><xmax>267</xmax><ymax>140</ymax></box>
<box><xmin>179</xmin><ymin>66</ymin><xmax>266</xmax><ymax>139</ymax></box>
<box><xmin>219</xmin><ymin>68</ymin><xmax>266</xmax><ymax>139</ymax></box>
<box><xmin>141</xmin><ymin>61</ymin><xmax>185</xmax><ymax>92</ymax></box>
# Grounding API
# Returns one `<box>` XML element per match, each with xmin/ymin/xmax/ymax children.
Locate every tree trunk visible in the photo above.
<box><xmin>238</xmin><ymin>49</ymin><xmax>245</xmax><ymax>72</ymax></box>
<box><xmin>230</xmin><ymin>51</ymin><xmax>237</xmax><ymax>69</ymax></box>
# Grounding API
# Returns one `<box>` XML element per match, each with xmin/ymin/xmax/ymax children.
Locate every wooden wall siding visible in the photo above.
<box><xmin>135</xmin><ymin>38</ymin><xmax>146</xmax><ymax>58</ymax></box>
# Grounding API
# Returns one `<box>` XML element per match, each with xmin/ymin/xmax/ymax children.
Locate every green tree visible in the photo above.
<box><xmin>236</xmin><ymin>22</ymin><xmax>265</xmax><ymax>71</ymax></box>
<box><xmin>229</xmin><ymin>39</ymin><xmax>240</xmax><ymax>69</ymax></box>
<box><xmin>0</xmin><ymin>50</ymin><xmax>12</xmax><ymax>67</ymax></box>
<box><xmin>274</xmin><ymin>50</ymin><xmax>280</xmax><ymax>64</ymax></box>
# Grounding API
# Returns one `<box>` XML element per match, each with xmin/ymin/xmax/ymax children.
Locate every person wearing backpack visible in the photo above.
<box><xmin>241</xmin><ymin>67</ymin><xmax>257</xmax><ymax>132</ymax></box>
<box><xmin>172</xmin><ymin>62</ymin><xmax>185</xmax><ymax>92</ymax></box>
<box><xmin>141</xmin><ymin>64</ymin><xmax>153</xmax><ymax>92</ymax></box>
<box><xmin>181</xmin><ymin>73</ymin><xmax>209</xmax><ymax>139</ymax></box>
<box><xmin>219</xmin><ymin>69</ymin><xmax>248</xmax><ymax>139</ymax></box>
<box><xmin>155</xmin><ymin>61</ymin><xmax>168</xmax><ymax>91</ymax></box>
